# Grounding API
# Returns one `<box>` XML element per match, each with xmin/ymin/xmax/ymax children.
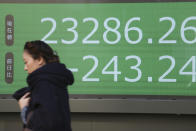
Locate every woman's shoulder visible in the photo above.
<box><xmin>27</xmin><ymin>62</ymin><xmax>74</xmax><ymax>88</ymax></box>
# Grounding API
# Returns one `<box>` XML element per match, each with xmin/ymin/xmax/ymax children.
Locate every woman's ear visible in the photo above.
<box><xmin>38</xmin><ymin>57</ymin><xmax>46</xmax><ymax>66</ymax></box>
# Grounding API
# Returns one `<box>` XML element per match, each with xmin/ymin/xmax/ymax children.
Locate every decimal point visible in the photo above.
<box><xmin>148</xmin><ymin>38</ymin><xmax>153</xmax><ymax>44</ymax></box>
<box><xmin>148</xmin><ymin>77</ymin><xmax>152</xmax><ymax>82</ymax></box>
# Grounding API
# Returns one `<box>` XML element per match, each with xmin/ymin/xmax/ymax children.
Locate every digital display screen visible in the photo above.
<box><xmin>0</xmin><ymin>2</ymin><xmax>196</xmax><ymax>96</ymax></box>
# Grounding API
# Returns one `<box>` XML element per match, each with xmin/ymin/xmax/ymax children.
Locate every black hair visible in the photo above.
<box><xmin>24</xmin><ymin>40</ymin><xmax>60</xmax><ymax>63</ymax></box>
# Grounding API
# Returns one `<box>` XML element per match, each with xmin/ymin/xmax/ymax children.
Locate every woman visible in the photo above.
<box><xmin>13</xmin><ymin>40</ymin><xmax>74</xmax><ymax>131</ymax></box>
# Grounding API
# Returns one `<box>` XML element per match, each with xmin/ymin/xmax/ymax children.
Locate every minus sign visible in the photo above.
<box><xmin>69</xmin><ymin>68</ymin><xmax>79</xmax><ymax>72</ymax></box>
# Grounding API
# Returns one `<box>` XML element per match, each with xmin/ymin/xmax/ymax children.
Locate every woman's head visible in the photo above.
<box><xmin>23</xmin><ymin>40</ymin><xmax>59</xmax><ymax>74</ymax></box>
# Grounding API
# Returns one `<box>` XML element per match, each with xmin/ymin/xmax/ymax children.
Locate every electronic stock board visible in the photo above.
<box><xmin>0</xmin><ymin>2</ymin><xmax>196</xmax><ymax>98</ymax></box>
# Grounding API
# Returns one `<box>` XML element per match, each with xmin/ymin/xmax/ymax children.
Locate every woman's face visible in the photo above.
<box><xmin>23</xmin><ymin>51</ymin><xmax>45</xmax><ymax>74</ymax></box>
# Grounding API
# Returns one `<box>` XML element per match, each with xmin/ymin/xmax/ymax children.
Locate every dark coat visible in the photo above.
<box><xmin>13</xmin><ymin>62</ymin><xmax>74</xmax><ymax>131</ymax></box>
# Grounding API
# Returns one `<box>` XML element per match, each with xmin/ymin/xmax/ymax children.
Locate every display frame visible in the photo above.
<box><xmin>0</xmin><ymin>0</ymin><xmax>196</xmax><ymax>114</ymax></box>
